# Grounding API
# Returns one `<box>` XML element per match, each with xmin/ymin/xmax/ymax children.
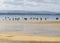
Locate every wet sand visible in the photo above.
<box><xmin>0</xmin><ymin>21</ymin><xmax>60</xmax><ymax>43</ymax></box>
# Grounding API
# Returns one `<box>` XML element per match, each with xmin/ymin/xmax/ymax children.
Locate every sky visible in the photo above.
<box><xmin>0</xmin><ymin>0</ymin><xmax>60</xmax><ymax>12</ymax></box>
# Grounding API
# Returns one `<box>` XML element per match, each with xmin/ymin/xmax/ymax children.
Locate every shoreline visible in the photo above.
<box><xmin>0</xmin><ymin>21</ymin><xmax>60</xmax><ymax>24</ymax></box>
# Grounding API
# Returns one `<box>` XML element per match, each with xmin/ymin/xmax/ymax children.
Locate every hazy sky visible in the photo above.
<box><xmin>0</xmin><ymin>0</ymin><xmax>60</xmax><ymax>12</ymax></box>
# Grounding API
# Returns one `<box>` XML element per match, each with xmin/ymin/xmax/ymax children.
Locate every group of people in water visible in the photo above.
<box><xmin>2</xmin><ymin>16</ymin><xmax>59</xmax><ymax>21</ymax></box>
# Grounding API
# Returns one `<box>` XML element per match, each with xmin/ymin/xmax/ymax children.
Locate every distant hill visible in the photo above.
<box><xmin>0</xmin><ymin>10</ymin><xmax>60</xmax><ymax>15</ymax></box>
